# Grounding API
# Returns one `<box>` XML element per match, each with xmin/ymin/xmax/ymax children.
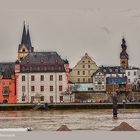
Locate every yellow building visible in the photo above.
<box><xmin>70</xmin><ymin>53</ymin><xmax>98</xmax><ymax>83</ymax></box>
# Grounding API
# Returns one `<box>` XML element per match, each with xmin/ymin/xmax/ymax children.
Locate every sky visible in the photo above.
<box><xmin>0</xmin><ymin>0</ymin><xmax>140</xmax><ymax>68</ymax></box>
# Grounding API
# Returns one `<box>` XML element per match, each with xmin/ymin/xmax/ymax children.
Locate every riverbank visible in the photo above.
<box><xmin>1</xmin><ymin>102</ymin><xmax>140</xmax><ymax>110</ymax></box>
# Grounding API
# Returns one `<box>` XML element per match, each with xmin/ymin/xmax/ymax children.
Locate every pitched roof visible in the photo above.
<box><xmin>93</xmin><ymin>66</ymin><xmax>125</xmax><ymax>76</ymax></box>
<box><xmin>21</xmin><ymin>23</ymin><xmax>27</xmax><ymax>45</ymax></box>
<box><xmin>0</xmin><ymin>63</ymin><xmax>15</xmax><ymax>79</ymax></box>
<box><xmin>20</xmin><ymin>52</ymin><xmax>67</xmax><ymax>73</ymax></box>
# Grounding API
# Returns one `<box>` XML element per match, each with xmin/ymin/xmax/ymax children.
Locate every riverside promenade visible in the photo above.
<box><xmin>1</xmin><ymin>102</ymin><xmax>140</xmax><ymax>110</ymax></box>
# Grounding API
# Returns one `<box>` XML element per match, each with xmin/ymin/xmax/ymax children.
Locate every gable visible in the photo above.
<box><xmin>72</xmin><ymin>53</ymin><xmax>98</xmax><ymax>70</ymax></box>
<box><xmin>18</xmin><ymin>44</ymin><xmax>29</xmax><ymax>53</ymax></box>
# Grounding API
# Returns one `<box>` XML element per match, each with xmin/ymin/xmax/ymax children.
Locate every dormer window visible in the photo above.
<box><xmin>51</xmin><ymin>66</ymin><xmax>54</xmax><ymax>71</ymax></box>
<box><xmin>115</xmin><ymin>69</ymin><xmax>118</xmax><ymax>72</ymax></box>
<box><xmin>109</xmin><ymin>69</ymin><xmax>112</xmax><ymax>72</ymax></box>
<box><xmin>44</xmin><ymin>66</ymin><xmax>47</xmax><ymax>71</ymax></box>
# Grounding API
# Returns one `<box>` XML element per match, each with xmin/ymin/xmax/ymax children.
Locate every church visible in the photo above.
<box><xmin>0</xmin><ymin>22</ymin><xmax>70</xmax><ymax>103</ymax></box>
<box><xmin>15</xmin><ymin>23</ymin><xmax>70</xmax><ymax>103</ymax></box>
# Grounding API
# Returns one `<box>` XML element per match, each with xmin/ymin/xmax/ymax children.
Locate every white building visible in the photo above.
<box><xmin>15</xmin><ymin>52</ymin><xmax>70</xmax><ymax>103</ymax></box>
<box><xmin>92</xmin><ymin>69</ymin><xmax>106</xmax><ymax>92</ymax></box>
<box><xmin>125</xmin><ymin>68</ymin><xmax>140</xmax><ymax>84</ymax></box>
<box><xmin>125</xmin><ymin>67</ymin><xmax>140</xmax><ymax>91</ymax></box>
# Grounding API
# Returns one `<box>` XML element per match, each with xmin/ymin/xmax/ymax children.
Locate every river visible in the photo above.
<box><xmin>0</xmin><ymin>109</ymin><xmax>140</xmax><ymax>131</ymax></box>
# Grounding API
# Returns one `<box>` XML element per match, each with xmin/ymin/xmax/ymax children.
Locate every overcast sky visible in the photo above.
<box><xmin>0</xmin><ymin>0</ymin><xmax>140</xmax><ymax>68</ymax></box>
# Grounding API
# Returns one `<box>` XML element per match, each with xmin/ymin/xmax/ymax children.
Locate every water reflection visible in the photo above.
<box><xmin>0</xmin><ymin>109</ymin><xmax>140</xmax><ymax>131</ymax></box>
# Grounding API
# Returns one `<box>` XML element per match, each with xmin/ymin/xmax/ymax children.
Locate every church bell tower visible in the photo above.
<box><xmin>120</xmin><ymin>37</ymin><xmax>129</xmax><ymax>69</ymax></box>
<box><xmin>18</xmin><ymin>22</ymin><xmax>34</xmax><ymax>62</ymax></box>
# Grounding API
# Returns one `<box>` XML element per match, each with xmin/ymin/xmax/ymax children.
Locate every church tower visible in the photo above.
<box><xmin>18</xmin><ymin>22</ymin><xmax>34</xmax><ymax>61</ymax></box>
<box><xmin>120</xmin><ymin>37</ymin><xmax>129</xmax><ymax>69</ymax></box>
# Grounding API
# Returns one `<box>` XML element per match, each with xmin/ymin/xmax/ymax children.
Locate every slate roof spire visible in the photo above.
<box><xmin>120</xmin><ymin>37</ymin><xmax>129</xmax><ymax>59</ymax></box>
<box><xmin>21</xmin><ymin>21</ymin><xmax>27</xmax><ymax>44</ymax></box>
<box><xmin>26</xmin><ymin>25</ymin><xmax>32</xmax><ymax>48</ymax></box>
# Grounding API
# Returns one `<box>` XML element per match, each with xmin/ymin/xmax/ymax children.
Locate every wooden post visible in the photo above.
<box><xmin>112</xmin><ymin>93</ymin><xmax>118</xmax><ymax>119</ymax></box>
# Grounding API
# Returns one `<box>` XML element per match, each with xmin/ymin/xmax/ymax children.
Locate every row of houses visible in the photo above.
<box><xmin>69</xmin><ymin>38</ymin><xmax>140</xmax><ymax>102</ymax></box>
<box><xmin>0</xmin><ymin>23</ymin><xmax>140</xmax><ymax>103</ymax></box>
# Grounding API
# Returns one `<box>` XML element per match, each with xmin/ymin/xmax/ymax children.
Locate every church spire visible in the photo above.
<box><xmin>120</xmin><ymin>37</ymin><xmax>129</xmax><ymax>69</ymax></box>
<box><xmin>26</xmin><ymin>25</ymin><xmax>32</xmax><ymax>48</ymax></box>
<box><xmin>21</xmin><ymin>21</ymin><xmax>27</xmax><ymax>44</ymax></box>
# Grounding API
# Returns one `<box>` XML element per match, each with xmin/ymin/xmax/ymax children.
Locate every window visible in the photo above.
<box><xmin>83</xmin><ymin>78</ymin><xmax>85</xmax><ymax>83</ymax></box>
<box><xmin>60</xmin><ymin>96</ymin><xmax>63</xmax><ymax>102</ymax></box>
<box><xmin>51</xmin><ymin>66</ymin><xmax>54</xmax><ymax>71</ymax></box>
<box><xmin>22</xmin><ymin>48</ymin><xmax>25</xmax><ymax>52</ymax></box>
<box><xmin>88</xmin><ymin>78</ymin><xmax>91</xmax><ymax>82</ymax></box>
<box><xmin>83</xmin><ymin>71</ymin><xmax>85</xmax><ymax>75</ymax></box>
<box><xmin>40</xmin><ymin>86</ymin><xmax>44</xmax><ymax>92</ymax></box>
<box><xmin>88</xmin><ymin>61</ymin><xmax>90</xmax><ymax>63</ymax></box>
<box><xmin>40</xmin><ymin>96</ymin><xmax>44</xmax><ymax>101</ymax></box>
<box><xmin>22</xmin><ymin>76</ymin><xmax>25</xmax><ymax>81</ymax></box>
<box><xmin>78</xmin><ymin>78</ymin><xmax>80</xmax><ymax>82</ymax></box>
<box><xmin>22</xmin><ymin>86</ymin><xmax>25</xmax><ymax>92</ymax></box>
<box><xmin>31</xmin><ymin>75</ymin><xmax>35</xmax><ymax>81</ymax></box>
<box><xmin>59</xmin><ymin>75</ymin><xmax>62</xmax><ymax>81</ymax></box>
<box><xmin>77</xmin><ymin>71</ymin><xmax>80</xmax><ymax>75</ymax></box>
<box><xmin>22</xmin><ymin>96</ymin><xmax>25</xmax><ymax>101</ymax></box>
<box><xmin>37</xmin><ymin>66</ymin><xmax>40</xmax><ymax>71</ymax></box>
<box><xmin>50</xmin><ymin>96</ymin><xmax>53</xmax><ymax>103</ymax></box>
<box><xmin>59</xmin><ymin>86</ymin><xmax>63</xmax><ymax>91</ymax></box>
<box><xmin>9</xmin><ymin>82</ymin><xmax>12</xmax><ymax>85</ymax></box>
<box><xmin>58</xmin><ymin>66</ymin><xmax>62</xmax><ymax>71</ymax></box>
<box><xmin>102</xmin><ymin>85</ymin><xmax>104</xmax><ymax>89</ymax></box>
<box><xmin>99</xmin><ymin>85</ymin><xmax>101</xmax><ymax>90</ymax></box>
<box><xmin>83</xmin><ymin>61</ymin><xmax>85</xmax><ymax>63</ymax></box>
<box><xmin>44</xmin><ymin>66</ymin><xmax>47</xmax><ymax>71</ymax></box>
<box><xmin>83</xmin><ymin>65</ymin><xmax>85</xmax><ymax>68</ymax></box>
<box><xmin>88</xmin><ymin>65</ymin><xmax>90</xmax><ymax>68</ymax></box>
<box><xmin>128</xmin><ymin>79</ymin><xmax>131</xmax><ymax>83</ymax></box>
<box><xmin>31</xmin><ymin>96</ymin><xmax>34</xmax><ymax>102</ymax></box>
<box><xmin>31</xmin><ymin>86</ymin><xmax>35</xmax><ymax>92</ymax></box>
<box><xmin>30</xmin><ymin>66</ymin><xmax>32</xmax><ymax>71</ymax></box>
<box><xmin>40</xmin><ymin>75</ymin><xmax>44</xmax><ymax>81</ymax></box>
<box><xmin>50</xmin><ymin>86</ymin><xmax>53</xmax><ymax>91</ymax></box>
<box><xmin>50</xmin><ymin>75</ymin><xmax>53</xmax><ymax>81</ymax></box>
<box><xmin>88</xmin><ymin>87</ymin><xmax>93</xmax><ymax>91</ymax></box>
<box><xmin>128</xmin><ymin>72</ymin><xmax>130</xmax><ymax>76</ymax></box>
<box><xmin>134</xmin><ymin>71</ymin><xmax>137</xmax><ymax>76</ymax></box>
<box><xmin>95</xmin><ymin>85</ymin><xmax>98</xmax><ymax>89</ymax></box>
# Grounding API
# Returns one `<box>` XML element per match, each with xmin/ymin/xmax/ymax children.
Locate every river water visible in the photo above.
<box><xmin>0</xmin><ymin>109</ymin><xmax>140</xmax><ymax>131</ymax></box>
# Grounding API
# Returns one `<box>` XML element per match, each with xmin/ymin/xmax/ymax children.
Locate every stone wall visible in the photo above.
<box><xmin>74</xmin><ymin>91</ymin><xmax>140</xmax><ymax>103</ymax></box>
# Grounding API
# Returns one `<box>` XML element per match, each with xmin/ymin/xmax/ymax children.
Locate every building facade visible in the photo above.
<box><xmin>70</xmin><ymin>53</ymin><xmax>98</xmax><ymax>83</ymax></box>
<box><xmin>92</xmin><ymin>66</ymin><xmax>132</xmax><ymax>92</ymax></box>
<box><xmin>0</xmin><ymin>63</ymin><xmax>16</xmax><ymax>103</ymax></box>
<box><xmin>92</xmin><ymin>69</ymin><xmax>106</xmax><ymax>92</ymax></box>
<box><xmin>15</xmin><ymin>52</ymin><xmax>70</xmax><ymax>103</ymax></box>
<box><xmin>125</xmin><ymin>68</ymin><xmax>140</xmax><ymax>91</ymax></box>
